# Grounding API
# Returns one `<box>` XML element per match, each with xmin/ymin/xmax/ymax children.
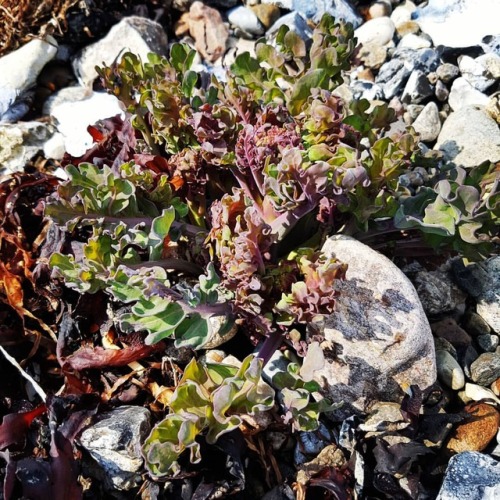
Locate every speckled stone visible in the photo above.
<box><xmin>470</xmin><ymin>352</ymin><xmax>500</xmax><ymax>387</ymax></box>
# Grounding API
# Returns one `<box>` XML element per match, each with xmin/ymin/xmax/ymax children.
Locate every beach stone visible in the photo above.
<box><xmin>432</xmin><ymin>318</ymin><xmax>472</xmax><ymax>348</ymax></box>
<box><xmin>436</xmin><ymin>63</ymin><xmax>460</xmax><ymax>83</ymax></box>
<box><xmin>398</xmin><ymin>34</ymin><xmax>431</xmax><ymax>50</ymax></box>
<box><xmin>446</xmin><ymin>403</ymin><xmax>500</xmax><ymax>454</ymax></box>
<box><xmin>251</xmin><ymin>4</ymin><xmax>281</xmax><ymax>29</ymax></box>
<box><xmin>310</xmin><ymin>235</ymin><xmax>436</xmax><ymax>418</ymax></box>
<box><xmin>357</xmin><ymin>43</ymin><xmax>388</xmax><ymax>70</ymax></box>
<box><xmin>376</xmin><ymin>57</ymin><xmax>413</xmax><ymax>99</ymax></box>
<box><xmin>413</xmin><ymin>0</ymin><xmax>500</xmax><ymax>49</ymax></box>
<box><xmin>434</xmin><ymin>337</ymin><xmax>457</xmax><ymax>359</ymax></box>
<box><xmin>358</xmin><ymin>402</ymin><xmax>410</xmax><ymax>432</ymax></box>
<box><xmin>492</xmin><ymin>379</ymin><xmax>500</xmax><ymax>397</ymax></box>
<box><xmin>395</xmin><ymin>20</ymin><xmax>420</xmax><ymax>37</ymax></box>
<box><xmin>459</xmin><ymin>55</ymin><xmax>499</xmax><ymax>93</ymax></box>
<box><xmin>436</xmin><ymin>350</ymin><xmax>465</xmax><ymax>390</ymax></box>
<box><xmin>267</xmin><ymin>12</ymin><xmax>313</xmax><ymax>40</ymax></box>
<box><xmin>0</xmin><ymin>122</ymin><xmax>55</xmax><ymax>174</ymax></box>
<box><xmin>434</xmin><ymin>80</ymin><xmax>449</xmax><ymax>101</ymax></box>
<box><xmin>461</xmin><ymin>383</ymin><xmax>500</xmax><ymax>405</ymax></box>
<box><xmin>413</xmin><ymin>101</ymin><xmax>441</xmax><ymax>142</ymax></box>
<box><xmin>73</xmin><ymin>16</ymin><xmax>168</xmax><ymax>87</ymax></box>
<box><xmin>79</xmin><ymin>406</ymin><xmax>151</xmax><ymax>491</ymax></box>
<box><xmin>355</xmin><ymin>17</ymin><xmax>395</xmax><ymax>47</ymax></box>
<box><xmin>461</xmin><ymin>345</ymin><xmax>479</xmax><ymax>380</ymax></box>
<box><xmin>435</xmin><ymin>105</ymin><xmax>500</xmax><ymax>167</ymax></box>
<box><xmin>470</xmin><ymin>353</ymin><xmax>500</xmax><ymax>387</ymax></box>
<box><xmin>228</xmin><ymin>6</ymin><xmax>265</xmax><ymax>36</ymax></box>
<box><xmin>394</xmin><ymin>48</ymin><xmax>440</xmax><ymax>73</ymax></box>
<box><xmin>437</xmin><ymin>452</ymin><xmax>500</xmax><ymax>499</ymax></box>
<box><xmin>476</xmin><ymin>53</ymin><xmax>500</xmax><ymax>79</ymax></box>
<box><xmin>487</xmin><ymin>94</ymin><xmax>500</xmax><ymax>124</ymax></box>
<box><xmin>477</xmin><ymin>335</ymin><xmax>500</xmax><ymax>353</ymax></box>
<box><xmin>463</xmin><ymin>311</ymin><xmax>492</xmax><ymax>337</ymax></box>
<box><xmin>401</xmin><ymin>69</ymin><xmax>434</xmax><ymax>103</ymax></box>
<box><xmin>369</xmin><ymin>1</ymin><xmax>391</xmax><ymax>19</ymax></box>
<box><xmin>390</xmin><ymin>1</ymin><xmax>416</xmax><ymax>28</ymax></box>
<box><xmin>0</xmin><ymin>36</ymin><xmax>58</xmax><ymax>121</ymax></box>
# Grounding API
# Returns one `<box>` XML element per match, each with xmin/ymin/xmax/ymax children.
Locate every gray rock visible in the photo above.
<box><xmin>0</xmin><ymin>122</ymin><xmax>55</xmax><ymax>174</ymax></box>
<box><xmin>476</xmin><ymin>53</ymin><xmax>500</xmax><ymax>79</ymax></box>
<box><xmin>436</xmin><ymin>452</ymin><xmax>500</xmax><ymax>500</ymax></box>
<box><xmin>0</xmin><ymin>36</ymin><xmax>58</xmax><ymax>122</ymax></box>
<box><xmin>357</xmin><ymin>43</ymin><xmax>388</xmax><ymax>70</ymax></box>
<box><xmin>267</xmin><ymin>12</ymin><xmax>313</xmax><ymax>40</ymax></box>
<box><xmin>376</xmin><ymin>58</ymin><xmax>413</xmax><ymax>99</ymax></box>
<box><xmin>448</xmin><ymin>77</ymin><xmax>490</xmax><ymax>111</ymax></box>
<box><xmin>435</xmin><ymin>105</ymin><xmax>500</xmax><ymax>167</ymax></box>
<box><xmin>436</xmin><ymin>63</ymin><xmax>460</xmax><ymax>83</ymax></box>
<box><xmin>355</xmin><ymin>17</ymin><xmax>395</xmax><ymax>47</ymax></box>
<box><xmin>227</xmin><ymin>6</ymin><xmax>265</xmax><ymax>36</ymax></box>
<box><xmin>270</xmin><ymin>0</ymin><xmax>362</xmax><ymax>27</ymax></box>
<box><xmin>79</xmin><ymin>406</ymin><xmax>151</xmax><ymax>491</ymax></box>
<box><xmin>463</xmin><ymin>311</ymin><xmax>492</xmax><ymax>337</ymax></box>
<box><xmin>398</xmin><ymin>34</ymin><xmax>432</xmax><ymax>50</ymax></box>
<box><xmin>350</xmin><ymin>81</ymin><xmax>385</xmax><ymax>101</ymax></box>
<box><xmin>394</xmin><ymin>47</ymin><xmax>440</xmax><ymax>73</ymax></box>
<box><xmin>390</xmin><ymin>1</ymin><xmax>417</xmax><ymax>28</ymax></box>
<box><xmin>48</xmin><ymin>90</ymin><xmax>124</xmax><ymax>157</ymax></box>
<box><xmin>434</xmin><ymin>337</ymin><xmax>458</xmax><ymax>359</ymax></box>
<box><xmin>459</xmin><ymin>55</ymin><xmax>499</xmax><ymax>92</ymax></box>
<box><xmin>462</xmin><ymin>345</ymin><xmax>479</xmax><ymax>379</ymax></box>
<box><xmin>414</xmin><ymin>0</ymin><xmax>500</xmax><ymax>49</ymax></box>
<box><xmin>477</xmin><ymin>334</ymin><xmax>500</xmax><ymax>353</ymax></box>
<box><xmin>310</xmin><ymin>235</ymin><xmax>436</xmax><ymax>417</ymax></box>
<box><xmin>470</xmin><ymin>352</ymin><xmax>500</xmax><ymax>387</ymax></box>
<box><xmin>401</xmin><ymin>69</ymin><xmax>434</xmax><ymax>103</ymax></box>
<box><xmin>358</xmin><ymin>402</ymin><xmax>410</xmax><ymax>432</ymax></box>
<box><xmin>435</xmin><ymin>79</ymin><xmax>449</xmax><ymax>101</ymax></box>
<box><xmin>73</xmin><ymin>16</ymin><xmax>168</xmax><ymax>87</ymax></box>
<box><xmin>436</xmin><ymin>350</ymin><xmax>465</xmax><ymax>390</ymax></box>
<box><xmin>482</xmin><ymin>35</ymin><xmax>500</xmax><ymax>57</ymax></box>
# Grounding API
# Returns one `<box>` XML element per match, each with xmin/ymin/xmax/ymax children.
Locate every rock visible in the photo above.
<box><xmin>436</xmin><ymin>350</ymin><xmax>465</xmax><ymax>390</ymax></box>
<box><xmin>79</xmin><ymin>406</ymin><xmax>151</xmax><ymax>491</ymax></box>
<box><xmin>476</xmin><ymin>53</ymin><xmax>500</xmax><ymax>78</ymax></box>
<box><xmin>411</xmin><ymin>268</ymin><xmax>465</xmax><ymax>315</ymax></box>
<box><xmin>431</xmin><ymin>318</ymin><xmax>472</xmax><ymax>348</ymax></box>
<box><xmin>47</xmin><ymin>90</ymin><xmax>124</xmax><ymax>157</ymax></box>
<box><xmin>398</xmin><ymin>34</ymin><xmax>432</xmax><ymax>50</ymax></box>
<box><xmin>0</xmin><ymin>36</ymin><xmax>58</xmax><ymax>121</ymax></box>
<box><xmin>73</xmin><ymin>17</ymin><xmax>168</xmax><ymax>87</ymax></box>
<box><xmin>437</xmin><ymin>452</ymin><xmax>500</xmax><ymax>499</ymax></box>
<box><xmin>434</xmin><ymin>337</ymin><xmax>458</xmax><ymax>359</ymax></box>
<box><xmin>395</xmin><ymin>20</ymin><xmax>420</xmax><ymax>37</ymax></box>
<box><xmin>435</xmin><ymin>105</ymin><xmax>500</xmax><ymax>167</ymax></box>
<box><xmin>461</xmin><ymin>382</ymin><xmax>500</xmax><ymax>405</ymax></box>
<box><xmin>434</xmin><ymin>80</ymin><xmax>449</xmax><ymax>101</ymax></box>
<box><xmin>251</xmin><ymin>4</ymin><xmax>281</xmax><ymax>29</ymax></box>
<box><xmin>413</xmin><ymin>0</ymin><xmax>500</xmax><ymax>48</ymax></box>
<box><xmin>228</xmin><ymin>6</ymin><xmax>265</xmax><ymax>36</ymax></box>
<box><xmin>436</xmin><ymin>63</ymin><xmax>460</xmax><ymax>83</ymax></box>
<box><xmin>461</xmin><ymin>345</ymin><xmax>479</xmax><ymax>380</ymax></box>
<box><xmin>492</xmin><ymin>379</ymin><xmax>500</xmax><ymax>397</ymax></box>
<box><xmin>446</xmin><ymin>403</ymin><xmax>500</xmax><ymax>454</ymax></box>
<box><xmin>369</xmin><ymin>1</ymin><xmax>392</xmax><ymax>19</ymax></box>
<box><xmin>413</xmin><ymin>101</ymin><xmax>441</xmax><ymax>142</ymax></box>
<box><xmin>358</xmin><ymin>402</ymin><xmax>410</xmax><ymax>432</ymax></box>
<box><xmin>267</xmin><ymin>12</ymin><xmax>313</xmax><ymax>40</ymax></box>
<box><xmin>350</xmin><ymin>81</ymin><xmax>384</xmax><ymax>101</ymax></box>
<box><xmin>394</xmin><ymin>47</ymin><xmax>440</xmax><ymax>73</ymax></box>
<box><xmin>357</xmin><ymin>43</ymin><xmax>388</xmax><ymax>70</ymax></box>
<box><xmin>463</xmin><ymin>311</ymin><xmax>492</xmax><ymax>337</ymax></box>
<box><xmin>477</xmin><ymin>334</ymin><xmax>500</xmax><ymax>353</ymax></box>
<box><xmin>0</xmin><ymin>122</ymin><xmax>55</xmax><ymax>174</ymax></box>
<box><xmin>310</xmin><ymin>235</ymin><xmax>436</xmax><ymax>418</ymax></box>
<box><xmin>43</xmin><ymin>132</ymin><xmax>66</xmax><ymax>161</ymax></box>
<box><xmin>487</xmin><ymin>93</ymin><xmax>500</xmax><ymax>124</ymax></box>
<box><xmin>376</xmin><ymin>57</ymin><xmax>413</xmax><ymax>100</ymax></box>
<box><xmin>482</xmin><ymin>35</ymin><xmax>500</xmax><ymax>56</ymax></box>
<box><xmin>401</xmin><ymin>69</ymin><xmax>434</xmax><ymax>103</ymax></box>
<box><xmin>459</xmin><ymin>55</ymin><xmax>499</xmax><ymax>92</ymax></box>
<box><xmin>355</xmin><ymin>17</ymin><xmax>395</xmax><ymax>47</ymax></box>
<box><xmin>296</xmin><ymin>444</ymin><xmax>346</xmax><ymax>488</ymax></box>
<box><xmin>470</xmin><ymin>353</ymin><xmax>500</xmax><ymax>387</ymax></box>
<box><xmin>273</xmin><ymin>0</ymin><xmax>362</xmax><ymax>27</ymax></box>
<box><xmin>390</xmin><ymin>1</ymin><xmax>416</xmax><ymax>28</ymax></box>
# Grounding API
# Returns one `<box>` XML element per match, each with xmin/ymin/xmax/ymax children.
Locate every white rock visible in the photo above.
<box><xmin>369</xmin><ymin>1</ymin><xmax>392</xmax><ymax>19</ymax></box>
<box><xmin>0</xmin><ymin>122</ymin><xmax>55</xmax><ymax>174</ymax></box>
<box><xmin>267</xmin><ymin>12</ymin><xmax>312</xmax><ymax>40</ymax></box>
<box><xmin>49</xmin><ymin>91</ymin><xmax>125</xmax><ymax>157</ymax></box>
<box><xmin>391</xmin><ymin>1</ymin><xmax>416</xmax><ymax>28</ymax></box>
<box><xmin>435</xmin><ymin>105</ymin><xmax>500</xmax><ymax>168</ymax></box>
<box><xmin>448</xmin><ymin>77</ymin><xmax>489</xmax><ymax>111</ymax></box>
<box><xmin>355</xmin><ymin>17</ymin><xmax>395</xmax><ymax>47</ymax></box>
<box><xmin>459</xmin><ymin>55</ymin><xmax>498</xmax><ymax>92</ymax></box>
<box><xmin>412</xmin><ymin>101</ymin><xmax>441</xmax><ymax>143</ymax></box>
<box><xmin>73</xmin><ymin>16</ymin><xmax>168</xmax><ymax>87</ymax></box>
<box><xmin>311</xmin><ymin>235</ymin><xmax>436</xmax><ymax>417</ymax></box>
<box><xmin>43</xmin><ymin>132</ymin><xmax>66</xmax><ymax>160</ymax></box>
<box><xmin>414</xmin><ymin>0</ymin><xmax>500</xmax><ymax>48</ymax></box>
<box><xmin>436</xmin><ymin>350</ymin><xmax>465</xmax><ymax>390</ymax></box>
<box><xmin>398</xmin><ymin>34</ymin><xmax>432</xmax><ymax>50</ymax></box>
<box><xmin>228</xmin><ymin>6</ymin><xmax>264</xmax><ymax>36</ymax></box>
<box><xmin>476</xmin><ymin>53</ymin><xmax>500</xmax><ymax>79</ymax></box>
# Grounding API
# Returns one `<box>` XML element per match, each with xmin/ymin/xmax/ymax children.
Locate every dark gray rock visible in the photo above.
<box><xmin>435</xmin><ymin>79</ymin><xmax>449</xmax><ymax>101</ymax></box>
<box><xmin>79</xmin><ymin>406</ymin><xmax>151</xmax><ymax>491</ymax></box>
<box><xmin>463</xmin><ymin>311</ymin><xmax>492</xmax><ymax>337</ymax></box>
<box><xmin>470</xmin><ymin>352</ymin><xmax>500</xmax><ymax>387</ymax></box>
<box><xmin>436</xmin><ymin>350</ymin><xmax>465</xmax><ymax>390</ymax></box>
<box><xmin>376</xmin><ymin>58</ymin><xmax>413</xmax><ymax>99</ymax></box>
<box><xmin>436</xmin><ymin>451</ymin><xmax>500</xmax><ymax>499</ymax></box>
<box><xmin>436</xmin><ymin>63</ymin><xmax>460</xmax><ymax>83</ymax></box>
<box><xmin>477</xmin><ymin>334</ymin><xmax>500</xmax><ymax>353</ymax></box>
<box><xmin>401</xmin><ymin>69</ymin><xmax>434</xmax><ymax>103</ymax></box>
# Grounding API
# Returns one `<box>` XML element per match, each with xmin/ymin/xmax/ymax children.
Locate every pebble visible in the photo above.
<box><xmin>355</xmin><ymin>17</ymin><xmax>395</xmax><ymax>47</ymax></box>
<box><xmin>357</xmin><ymin>43</ymin><xmax>388</xmax><ymax>70</ymax></box>
<box><xmin>436</xmin><ymin>63</ymin><xmax>460</xmax><ymax>83</ymax></box>
<box><xmin>434</xmin><ymin>79</ymin><xmax>449</xmax><ymax>101</ymax></box>
<box><xmin>390</xmin><ymin>1</ymin><xmax>416</xmax><ymax>28</ymax></box>
<box><xmin>476</xmin><ymin>53</ymin><xmax>500</xmax><ymax>79</ymax></box>
<box><xmin>446</xmin><ymin>402</ymin><xmax>500</xmax><ymax>454</ymax></box>
<box><xmin>376</xmin><ymin>57</ymin><xmax>412</xmax><ymax>99</ymax></box>
<box><xmin>267</xmin><ymin>12</ymin><xmax>313</xmax><ymax>40</ymax></box>
<box><xmin>395</xmin><ymin>20</ymin><xmax>420</xmax><ymax>37</ymax></box>
<box><xmin>458</xmin><ymin>55</ymin><xmax>498</xmax><ymax>93</ymax></box>
<box><xmin>461</xmin><ymin>345</ymin><xmax>479</xmax><ymax>380</ymax></box>
<box><xmin>436</xmin><ymin>350</ymin><xmax>465</xmax><ymax>390</ymax></box>
<box><xmin>460</xmin><ymin>383</ymin><xmax>500</xmax><ymax>406</ymax></box>
<box><xmin>398</xmin><ymin>34</ymin><xmax>431</xmax><ymax>50</ymax></box>
<box><xmin>402</xmin><ymin>69</ymin><xmax>434</xmax><ymax>103</ymax></box>
<box><xmin>359</xmin><ymin>402</ymin><xmax>410</xmax><ymax>432</ymax></box>
<box><xmin>463</xmin><ymin>311</ymin><xmax>492</xmax><ymax>337</ymax></box>
<box><xmin>228</xmin><ymin>6</ymin><xmax>265</xmax><ymax>36</ymax></box>
<box><xmin>73</xmin><ymin>16</ymin><xmax>168</xmax><ymax>87</ymax></box>
<box><xmin>470</xmin><ymin>353</ymin><xmax>500</xmax><ymax>387</ymax></box>
<box><xmin>492</xmin><ymin>379</ymin><xmax>500</xmax><ymax>397</ymax></box>
<box><xmin>434</xmin><ymin>337</ymin><xmax>458</xmax><ymax>359</ymax></box>
<box><xmin>369</xmin><ymin>1</ymin><xmax>392</xmax><ymax>19</ymax></box>
<box><xmin>410</xmin><ymin>99</ymin><xmax>441</xmax><ymax>137</ymax></box>
<box><xmin>487</xmin><ymin>93</ymin><xmax>500</xmax><ymax>124</ymax></box>
<box><xmin>435</xmin><ymin>105</ymin><xmax>500</xmax><ymax>168</ymax></box>
<box><xmin>477</xmin><ymin>334</ymin><xmax>500</xmax><ymax>353</ymax></box>
<box><xmin>431</xmin><ymin>318</ymin><xmax>472</xmax><ymax>348</ymax></box>
<box><xmin>436</xmin><ymin>452</ymin><xmax>500</xmax><ymax>500</ymax></box>
<box><xmin>251</xmin><ymin>4</ymin><xmax>281</xmax><ymax>29</ymax></box>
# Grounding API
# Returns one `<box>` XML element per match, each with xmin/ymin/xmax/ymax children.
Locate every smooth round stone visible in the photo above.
<box><xmin>434</xmin><ymin>337</ymin><xmax>458</xmax><ymax>359</ymax></box>
<box><xmin>369</xmin><ymin>1</ymin><xmax>392</xmax><ymax>19</ymax></box>
<box><xmin>435</xmin><ymin>80</ymin><xmax>449</xmax><ymax>101</ymax></box>
<box><xmin>436</xmin><ymin>63</ymin><xmax>459</xmax><ymax>83</ymax></box>
<box><xmin>358</xmin><ymin>43</ymin><xmax>388</xmax><ymax>69</ymax></box>
<box><xmin>477</xmin><ymin>334</ymin><xmax>500</xmax><ymax>353</ymax></box>
<box><xmin>412</xmin><ymin>101</ymin><xmax>441</xmax><ymax>142</ymax></box>
<box><xmin>459</xmin><ymin>383</ymin><xmax>500</xmax><ymax>405</ymax></box>
<box><xmin>398</xmin><ymin>33</ymin><xmax>431</xmax><ymax>49</ymax></box>
<box><xmin>227</xmin><ymin>6</ymin><xmax>265</xmax><ymax>36</ymax></box>
<box><xmin>470</xmin><ymin>353</ymin><xmax>500</xmax><ymax>387</ymax></box>
<box><xmin>436</xmin><ymin>350</ymin><xmax>465</xmax><ymax>390</ymax></box>
<box><xmin>391</xmin><ymin>1</ymin><xmax>416</xmax><ymax>27</ymax></box>
<box><xmin>355</xmin><ymin>16</ymin><xmax>395</xmax><ymax>47</ymax></box>
<box><xmin>251</xmin><ymin>4</ymin><xmax>281</xmax><ymax>29</ymax></box>
<box><xmin>464</xmin><ymin>311</ymin><xmax>493</xmax><ymax>337</ymax></box>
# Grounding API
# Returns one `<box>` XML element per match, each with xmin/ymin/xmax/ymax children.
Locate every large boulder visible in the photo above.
<box><xmin>310</xmin><ymin>235</ymin><xmax>436</xmax><ymax>418</ymax></box>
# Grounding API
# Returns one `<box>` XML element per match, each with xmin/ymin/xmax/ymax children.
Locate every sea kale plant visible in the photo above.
<box><xmin>41</xmin><ymin>13</ymin><xmax>499</xmax><ymax>477</ymax></box>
